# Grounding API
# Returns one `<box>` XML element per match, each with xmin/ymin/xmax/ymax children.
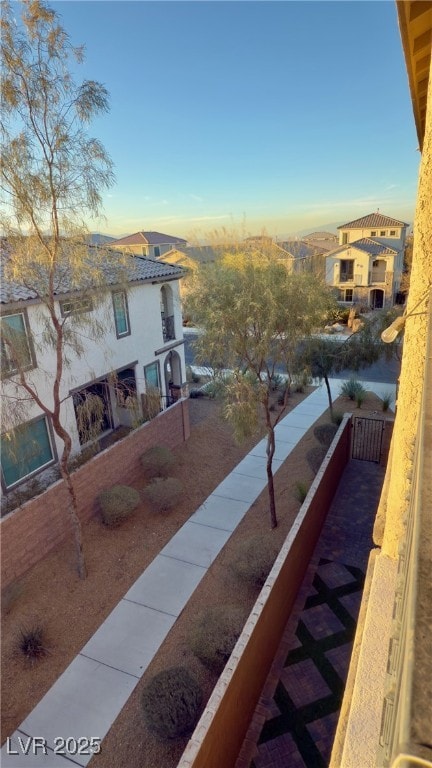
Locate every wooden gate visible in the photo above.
<box><xmin>352</xmin><ymin>417</ymin><xmax>385</xmax><ymax>462</ymax></box>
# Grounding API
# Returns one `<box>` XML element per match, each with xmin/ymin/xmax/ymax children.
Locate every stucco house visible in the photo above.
<box><xmin>110</xmin><ymin>230</ymin><xmax>187</xmax><ymax>260</ymax></box>
<box><xmin>0</xmin><ymin>245</ymin><xmax>186</xmax><ymax>495</ymax></box>
<box><xmin>325</xmin><ymin>212</ymin><xmax>409</xmax><ymax>307</ymax></box>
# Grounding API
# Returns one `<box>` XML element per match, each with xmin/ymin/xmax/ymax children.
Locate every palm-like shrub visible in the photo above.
<box><xmin>340</xmin><ymin>377</ymin><xmax>366</xmax><ymax>401</ymax></box>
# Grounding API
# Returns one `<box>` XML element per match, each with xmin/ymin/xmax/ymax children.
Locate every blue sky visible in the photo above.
<box><xmin>50</xmin><ymin>1</ymin><xmax>419</xmax><ymax>240</ymax></box>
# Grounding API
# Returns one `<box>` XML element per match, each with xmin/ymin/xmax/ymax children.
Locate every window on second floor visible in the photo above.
<box><xmin>60</xmin><ymin>297</ymin><xmax>93</xmax><ymax>316</ymax></box>
<box><xmin>1</xmin><ymin>311</ymin><xmax>35</xmax><ymax>376</ymax></box>
<box><xmin>112</xmin><ymin>291</ymin><xmax>130</xmax><ymax>338</ymax></box>
<box><xmin>389</xmin><ymin>230</ymin><xmax>397</xmax><ymax>236</ymax></box>
<box><xmin>370</xmin><ymin>231</ymin><xmax>377</xmax><ymax>236</ymax></box>
<box><xmin>342</xmin><ymin>233</ymin><xmax>348</xmax><ymax>245</ymax></box>
<box><xmin>154</xmin><ymin>246</ymin><xmax>161</xmax><ymax>258</ymax></box>
<box><xmin>380</xmin><ymin>230</ymin><xmax>386</xmax><ymax>236</ymax></box>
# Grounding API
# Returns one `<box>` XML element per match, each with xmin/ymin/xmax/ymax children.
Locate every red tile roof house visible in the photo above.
<box><xmin>110</xmin><ymin>230</ymin><xmax>187</xmax><ymax>261</ymax></box>
<box><xmin>325</xmin><ymin>212</ymin><xmax>409</xmax><ymax>308</ymax></box>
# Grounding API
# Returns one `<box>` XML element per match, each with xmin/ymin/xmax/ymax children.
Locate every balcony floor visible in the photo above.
<box><xmin>236</xmin><ymin>459</ymin><xmax>385</xmax><ymax>768</ymax></box>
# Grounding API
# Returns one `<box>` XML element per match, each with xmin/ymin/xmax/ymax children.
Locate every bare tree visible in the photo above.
<box><xmin>1</xmin><ymin>0</ymin><xmax>115</xmax><ymax>578</ymax></box>
<box><xmin>186</xmin><ymin>250</ymin><xmax>336</xmax><ymax>528</ymax></box>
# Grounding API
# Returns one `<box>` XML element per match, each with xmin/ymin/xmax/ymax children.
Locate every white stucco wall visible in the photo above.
<box><xmin>1</xmin><ymin>278</ymin><xmax>185</xmax><ymax>470</ymax></box>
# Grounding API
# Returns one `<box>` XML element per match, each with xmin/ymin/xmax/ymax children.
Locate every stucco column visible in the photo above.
<box><xmin>374</xmin><ymin>57</ymin><xmax>432</xmax><ymax>558</ymax></box>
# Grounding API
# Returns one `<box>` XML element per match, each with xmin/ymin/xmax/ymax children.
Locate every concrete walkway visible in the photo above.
<box><xmin>1</xmin><ymin>380</ymin><xmax>395</xmax><ymax>768</ymax></box>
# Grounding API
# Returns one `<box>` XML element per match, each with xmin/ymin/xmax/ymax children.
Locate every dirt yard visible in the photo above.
<box><xmin>1</xmin><ymin>388</ymin><xmax>390</xmax><ymax>767</ymax></box>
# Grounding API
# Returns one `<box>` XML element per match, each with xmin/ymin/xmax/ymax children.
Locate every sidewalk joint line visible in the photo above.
<box><xmin>121</xmin><ymin>597</ymin><xmax>178</xmax><ymax>618</ymax></box>
<box><xmin>78</xmin><ymin>653</ymin><xmax>141</xmax><ymax>679</ymax></box>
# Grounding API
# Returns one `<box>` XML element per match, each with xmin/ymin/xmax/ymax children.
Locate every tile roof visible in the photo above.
<box><xmin>346</xmin><ymin>237</ymin><xmax>398</xmax><ymax>256</ymax></box>
<box><xmin>111</xmin><ymin>231</ymin><xmax>187</xmax><ymax>247</ymax></box>
<box><xmin>278</xmin><ymin>240</ymin><xmax>325</xmax><ymax>259</ymax></box>
<box><xmin>0</xmin><ymin>245</ymin><xmax>185</xmax><ymax>305</ymax></box>
<box><xmin>326</xmin><ymin>238</ymin><xmax>398</xmax><ymax>258</ymax></box>
<box><xmin>337</xmin><ymin>212</ymin><xmax>409</xmax><ymax>229</ymax></box>
<box><xmin>302</xmin><ymin>231</ymin><xmax>338</xmax><ymax>242</ymax></box>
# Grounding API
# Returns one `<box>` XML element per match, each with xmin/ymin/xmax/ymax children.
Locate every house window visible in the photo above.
<box><xmin>342</xmin><ymin>233</ymin><xmax>348</xmax><ymax>245</ymax></box>
<box><xmin>60</xmin><ymin>297</ymin><xmax>93</xmax><ymax>316</ymax></box>
<box><xmin>389</xmin><ymin>230</ymin><xmax>396</xmax><ymax>236</ymax></box>
<box><xmin>112</xmin><ymin>291</ymin><xmax>130</xmax><ymax>337</ymax></box>
<box><xmin>339</xmin><ymin>288</ymin><xmax>353</xmax><ymax>302</ymax></box>
<box><xmin>115</xmin><ymin>367</ymin><xmax>137</xmax><ymax>406</ymax></box>
<box><xmin>1</xmin><ymin>415</ymin><xmax>55</xmax><ymax>488</ymax></box>
<box><xmin>154</xmin><ymin>246</ymin><xmax>161</xmax><ymax>258</ymax></box>
<box><xmin>380</xmin><ymin>230</ymin><xmax>386</xmax><ymax>236</ymax></box>
<box><xmin>1</xmin><ymin>312</ymin><xmax>34</xmax><ymax>375</ymax></box>
<box><xmin>370</xmin><ymin>231</ymin><xmax>377</xmax><ymax>236</ymax></box>
<box><xmin>144</xmin><ymin>361</ymin><xmax>161</xmax><ymax>392</ymax></box>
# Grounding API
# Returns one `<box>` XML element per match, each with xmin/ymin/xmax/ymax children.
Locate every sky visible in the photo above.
<box><xmin>47</xmin><ymin>0</ymin><xmax>419</xmax><ymax>240</ymax></box>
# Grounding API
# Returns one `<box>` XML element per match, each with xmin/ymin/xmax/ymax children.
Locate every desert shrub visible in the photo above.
<box><xmin>141</xmin><ymin>667</ymin><xmax>202</xmax><ymax>740</ymax></box>
<box><xmin>1</xmin><ymin>581</ymin><xmax>24</xmax><ymax>614</ymax></box>
<box><xmin>277</xmin><ymin>386</ymin><xmax>290</xmax><ymax>405</ymax></box>
<box><xmin>269</xmin><ymin>373</ymin><xmax>285</xmax><ymax>392</ymax></box>
<box><xmin>231</xmin><ymin>535</ymin><xmax>278</xmax><ymax>587</ymax></box>
<box><xmin>356</xmin><ymin>390</ymin><xmax>366</xmax><ymax>408</ymax></box>
<box><xmin>293</xmin><ymin>480</ymin><xmax>309</xmax><ymax>504</ymax></box>
<box><xmin>292</xmin><ymin>370</ymin><xmax>311</xmax><ymax>393</ymax></box>
<box><xmin>306</xmin><ymin>445</ymin><xmax>327</xmax><ymax>474</ymax></box>
<box><xmin>314</xmin><ymin>423</ymin><xmax>338</xmax><ymax>447</ymax></box>
<box><xmin>339</xmin><ymin>377</ymin><xmax>366</xmax><ymax>401</ymax></box>
<box><xmin>189</xmin><ymin>389</ymin><xmax>205</xmax><ymax>399</ymax></box>
<box><xmin>16</xmin><ymin>625</ymin><xmax>49</xmax><ymax>665</ymax></box>
<box><xmin>189</xmin><ymin>605</ymin><xmax>246</xmax><ymax>674</ymax></box>
<box><xmin>332</xmin><ymin>411</ymin><xmax>344</xmax><ymax>426</ymax></box>
<box><xmin>143</xmin><ymin>477</ymin><xmax>183</xmax><ymax>513</ymax></box>
<box><xmin>326</xmin><ymin>307</ymin><xmax>351</xmax><ymax>325</ymax></box>
<box><xmin>203</xmin><ymin>373</ymin><xmax>233</xmax><ymax>399</ymax></box>
<box><xmin>98</xmin><ymin>484</ymin><xmax>140</xmax><ymax>527</ymax></box>
<box><xmin>381</xmin><ymin>391</ymin><xmax>394</xmax><ymax>412</ymax></box>
<box><xmin>140</xmin><ymin>445</ymin><xmax>175</xmax><ymax>480</ymax></box>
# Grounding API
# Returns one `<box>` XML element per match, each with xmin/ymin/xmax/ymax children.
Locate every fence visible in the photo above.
<box><xmin>0</xmin><ymin>398</ymin><xmax>190</xmax><ymax>588</ymax></box>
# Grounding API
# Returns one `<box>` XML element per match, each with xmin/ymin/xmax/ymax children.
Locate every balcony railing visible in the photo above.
<box><xmin>339</xmin><ymin>273</ymin><xmax>362</xmax><ymax>284</ymax></box>
<box><xmin>161</xmin><ymin>313</ymin><xmax>175</xmax><ymax>342</ymax></box>
<box><xmin>370</xmin><ymin>270</ymin><xmax>387</xmax><ymax>284</ymax></box>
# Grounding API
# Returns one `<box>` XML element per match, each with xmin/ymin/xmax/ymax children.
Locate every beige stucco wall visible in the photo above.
<box><xmin>374</xmin><ymin>58</ymin><xmax>432</xmax><ymax>559</ymax></box>
<box><xmin>339</xmin><ymin>226</ymin><xmax>405</xmax><ymax>245</ymax></box>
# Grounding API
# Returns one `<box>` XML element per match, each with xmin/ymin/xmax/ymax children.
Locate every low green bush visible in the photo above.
<box><xmin>141</xmin><ymin>667</ymin><xmax>202</xmax><ymax>740</ymax></box>
<box><xmin>306</xmin><ymin>445</ymin><xmax>327</xmax><ymax>474</ymax></box>
<box><xmin>98</xmin><ymin>484</ymin><xmax>140</xmax><ymax>527</ymax></box>
<box><xmin>313</xmin><ymin>423</ymin><xmax>338</xmax><ymax>448</ymax></box>
<box><xmin>143</xmin><ymin>477</ymin><xmax>183</xmax><ymax>513</ymax></box>
<box><xmin>140</xmin><ymin>445</ymin><xmax>175</xmax><ymax>480</ymax></box>
<box><xmin>189</xmin><ymin>605</ymin><xmax>246</xmax><ymax>674</ymax></box>
<box><xmin>231</xmin><ymin>535</ymin><xmax>278</xmax><ymax>587</ymax></box>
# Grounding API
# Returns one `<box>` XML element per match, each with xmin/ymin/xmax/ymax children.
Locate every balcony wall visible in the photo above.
<box><xmin>178</xmin><ymin>414</ymin><xmax>352</xmax><ymax>768</ymax></box>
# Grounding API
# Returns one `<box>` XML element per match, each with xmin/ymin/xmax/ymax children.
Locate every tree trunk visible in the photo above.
<box><xmin>59</xmin><ymin>459</ymin><xmax>87</xmax><ymax>579</ymax></box>
<box><xmin>52</xmin><ymin>415</ymin><xmax>87</xmax><ymax>580</ymax></box>
<box><xmin>324</xmin><ymin>374</ymin><xmax>334</xmax><ymax>422</ymax></box>
<box><xmin>265</xmin><ymin>415</ymin><xmax>278</xmax><ymax>528</ymax></box>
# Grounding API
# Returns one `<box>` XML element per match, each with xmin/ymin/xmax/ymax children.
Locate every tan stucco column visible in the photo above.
<box><xmin>374</xmin><ymin>57</ymin><xmax>432</xmax><ymax>558</ymax></box>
